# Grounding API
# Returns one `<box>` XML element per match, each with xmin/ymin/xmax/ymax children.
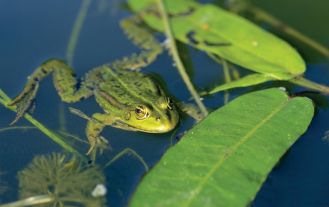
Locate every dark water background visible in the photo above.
<box><xmin>0</xmin><ymin>0</ymin><xmax>328</xmax><ymax>206</ymax></box>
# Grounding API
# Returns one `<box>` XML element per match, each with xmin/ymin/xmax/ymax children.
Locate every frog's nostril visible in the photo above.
<box><xmin>156</xmin><ymin>117</ymin><xmax>161</xmax><ymax>122</ymax></box>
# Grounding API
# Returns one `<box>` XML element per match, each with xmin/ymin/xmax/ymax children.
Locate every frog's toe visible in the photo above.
<box><xmin>86</xmin><ymin>136</ymin><xmax>111</xmax><ymax>156</ymax></box>
<box><xmin>86</xmin><ymin>144</ymin><xmax>96</xmax><ymax>156</ymax></box>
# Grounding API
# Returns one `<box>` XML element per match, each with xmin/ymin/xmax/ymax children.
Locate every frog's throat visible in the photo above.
<box><xmin>113</xmin><ymin>120</ymin><xmax>176</xmax><ymax>133</ymax></box>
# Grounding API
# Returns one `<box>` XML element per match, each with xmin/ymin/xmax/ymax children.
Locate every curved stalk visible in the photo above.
<box><xmin>0</xmin><ymin>195</ymin><xmax>54</xmax><ymax>207</ymax></box>
<box><xmin>104</xmin><ymin>148</ymin><xmax>149</xmax><ymax>172</ymax></box>
<box><xmin>66</xmin><ymin>0</ymin><xmax>92</xmax><ymax>65</ymax></box>
<box><xmin>156</xmin><ymin>0</ymin><xmax>208</xmax><ymax>118</ymax></box>
<box><xmin>0</xmin><ymin>90</ymin><xmax>85</xmax><ymax>159</ymax></box>
<box><xmin>60</xmin><ymin>0</ymin><xmax>92</xmax><ymax>131</ymax></box>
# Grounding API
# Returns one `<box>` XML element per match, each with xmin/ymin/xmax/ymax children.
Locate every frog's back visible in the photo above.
<box><xmin>86</xmin><ymin>65</ymin><xmax>164</xmax><ymax>111</ymax></box>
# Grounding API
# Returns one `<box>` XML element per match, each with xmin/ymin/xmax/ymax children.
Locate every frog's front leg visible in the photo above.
<box><xmin>9</xmin><ymin>59</ymin><xmax>92</xmax><ymax>124</ymax></box>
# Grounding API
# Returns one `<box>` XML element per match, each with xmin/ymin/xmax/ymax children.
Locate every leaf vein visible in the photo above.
<box><xmin>182</xmin><ymin>99</ymin><xmax>288</xmax><ymax>206</ymax></box>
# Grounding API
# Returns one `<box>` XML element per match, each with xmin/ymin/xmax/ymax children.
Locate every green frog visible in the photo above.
<box><xmin>9</xmin><ymin>16</ymin><xmax>179</xmax><ymax>156</ymax></box>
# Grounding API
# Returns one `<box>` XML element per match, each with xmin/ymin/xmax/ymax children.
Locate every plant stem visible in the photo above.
<box><xmin>156</xmin><ymin>0</ymin><xmax>208</xmax><ymax>118</ymax></box>
<box><xmin>0</xmin><ymin>195</ymin><xmax>54</xmax><ymax>207</ymax></box>
<box><xmin>290</xmin><ymin>76</ymin><xmax>329</xmax><ymax>95</ymax></box>
<box><xmin>0</xmin><ymin>126</ymin><xmax>36</xmax><ymax>133</ymax></box>
<box><xmin>60</xmin><ymin>0</ymin><xmax>91</xmax><ymax>132</ymax></box>
<box><xmin>221</xmin><ymin>59</ymin><xmax>231</xmax><ymax>104</ymax></box>
<box><xmin>58</xmin><ymin>130</ymin><xmax>88</xmax><ymax>144</ymax></box>
<box><xmin>0</xmin><ymin>90</ymin><xmax>85</xmax><ymax>159</ymax></box>
<box><xmin>104</xmin><ymin>148</ymin><xmax>149</xmax><ymax>172</ymax></box>
<box><xmin>66</xmin><ymin>0</ymin><xmax>92</xmax><ymax>66</ymax></box>
<box><xmin>208</xmin><ymin>54</ymin><xmax>232</xmax><ymax>104</ymax></box>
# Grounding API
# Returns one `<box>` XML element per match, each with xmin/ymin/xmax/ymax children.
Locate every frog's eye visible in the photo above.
<box><xmin>135</xmin><ymin>105</ymin><xmax>150</xmax><ymax>120</ymax></box>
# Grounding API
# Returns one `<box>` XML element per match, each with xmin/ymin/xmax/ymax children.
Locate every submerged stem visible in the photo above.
<box><xmin>208</xmin><ymin>54</ymin><xmax>232</xmax><ymax>104</ymax></box>
<box><xmin>60</xmin><ymin>0</ymin><xmax>92</xmax><ymax>133</ymax></box>
<box><xmin>66</xmin><ymin>0</ymin><xmax>92</xmax><ymax>65</ymax></box>
<box><xmin>221</xmin><ymin>59</ymin><xmax>231</xmax><ymax>104</ymax></box>
<box><xmin>0</xmin><ymin>195</ymin><xmax>54</xmax><ymax>207</ymax></box>
<box><xmin>156</xmin><ymin>0</ymin><xmax>208</xmax><ymax>118</ymax></box>
<box><xmin>0</xmin><ymin>89</ymin><xmax>85</xmax><ymax>159</ymax></box>
<box><xmin>0</xmin><ymin>126</ymin><xmax>36</xmax><ymax>134</ymax></box>
<box><xmin>104</xmin><ymin>148</ymin><xmax>149</xmax><ymax>172</ymax></box>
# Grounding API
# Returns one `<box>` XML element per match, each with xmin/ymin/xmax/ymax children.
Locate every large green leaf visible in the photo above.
<box><xmin>127</xmin><ymin>0</ymin><xmax>305</xmax><ymax>80</ymax></box>
<box><xmin>130</xmin><ymin>88</ymin><xmax>314</xmax><ymax>207</ymax></box>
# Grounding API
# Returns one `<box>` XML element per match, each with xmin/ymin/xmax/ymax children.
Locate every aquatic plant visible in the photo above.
<box><xmin>0</xmin><ymin>153</ymin><xmax>107</xmax><ymax>207</ymax></box>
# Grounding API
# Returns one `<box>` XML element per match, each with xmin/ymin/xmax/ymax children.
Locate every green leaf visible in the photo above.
<box><xmin>208</xmin><ymin>73</ymin><xmax>275</xmax><ymax>94</ymax></box>
<box><xmin>127</xmin><ymin>0</ymin><xmax>305</xmax><ymax>80</ymax></box>
<box><xmin>130</xmin><ymin>88</ymin><xmax>314</xmax><ymax>207</ymax></box>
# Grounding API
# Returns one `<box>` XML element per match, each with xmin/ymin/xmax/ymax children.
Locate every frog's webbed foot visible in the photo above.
<box><xmin>86</xmin><ymin>127</ymin><xmax>112</xmax><ymax>162</ymax></box>
<box><xmin>87</xmin><ymin>135</ymin><xmax>110</xmax><ymax>156</ymax></box>
<box><xmin>9</xmin><ymin>82</ymin><xmax>39</xmax><ymax>125</ymax></box>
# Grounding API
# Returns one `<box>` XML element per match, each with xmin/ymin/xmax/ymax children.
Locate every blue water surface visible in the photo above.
<box><xmin>0</xmin><ymin>0</ymin><xmax>329</xmax><ymax>207</ymax></box>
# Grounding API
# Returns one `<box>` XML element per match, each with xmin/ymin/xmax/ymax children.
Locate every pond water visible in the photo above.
<box><xmin>0</xmin><ymin>0</ymin><xmax>328</xmax><ymax>206</ymax></box>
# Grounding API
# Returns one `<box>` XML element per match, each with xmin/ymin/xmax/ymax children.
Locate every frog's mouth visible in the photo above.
<box><xmin>113</xmin><ymin>120</ymin><xmax>177</xmax><ymax>133</ymax></box>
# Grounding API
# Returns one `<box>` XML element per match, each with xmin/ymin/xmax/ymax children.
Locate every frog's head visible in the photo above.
<box><xmin>120</xmin><ymin>97</ymin><xmax>179</xmax><ymax>133</ymax></box>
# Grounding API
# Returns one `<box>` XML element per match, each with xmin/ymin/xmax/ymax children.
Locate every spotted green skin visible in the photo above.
<box><xmin>9</xmin><ymin>16</ymin><xmax>179</xmax><ymax>156</ymax></box>
<box><xmin>87</xmin><ymin>65</ymin><xmax>179</xmax><ymax>134</ymax></box>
